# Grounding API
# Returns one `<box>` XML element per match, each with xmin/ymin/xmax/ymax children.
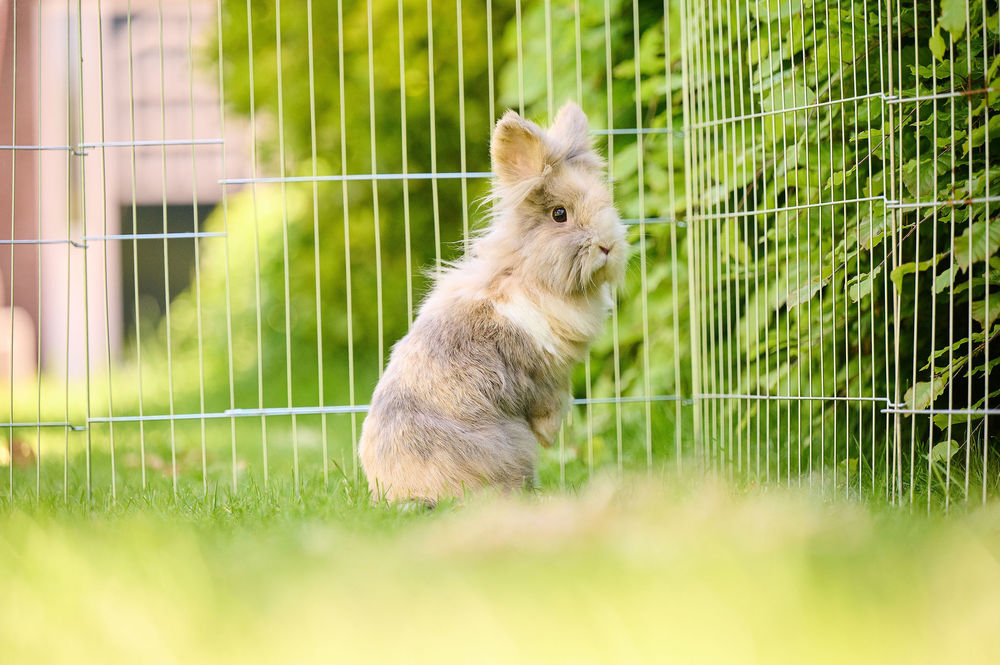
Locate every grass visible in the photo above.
<box><xmin>2</xmin><ymin>471</ymin><xmax>999</xmax><ymax>665</ymax></box>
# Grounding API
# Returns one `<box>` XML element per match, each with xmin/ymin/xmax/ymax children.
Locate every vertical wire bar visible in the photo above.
<box><xmin>705</xmin><ymin>0</ymin><xmax>725</xmax><ymax>475</ymax></box>
<box><xmin>514</xmin><ymin>0</ymin><xmax>523</xmax><ymax>116</ymax></box>
<box><xmin>426</xmin><ymin>0</ymin><xmax>441</xmax><ymax>272</ymax></box>
<box><xmin>539</xmin><ymin>0</ymin><xmax>564</xmax><ymax>487</ymax></box>
<box><xmin>834</xmin><ymin>0</ymin><xmax>851</xmax><ymax>498</ymax></box>
<box><xmin>774</xmin><ymin>1</ymin><xmax>793</xmax><ymax>486</ymax></box>
<box><xmin>799</xmin><ymin>0</ymin><xmax>817</xmax><ymax>488</ymax></box>
<box><xmin>75</xmin><ymin>0</ymin><xmax>94</xmax><ymax>501</ymax></box>
<box><xmin>5</xmin><ymin>0</ymin><xmax>17</xmax><ymax>501</ymax></box>
<box><xmin>928</xmin><ymin>0</ymin><xmax>940</xmax><ymax>512</ymax></box>
<box><xmin>603</xmin><ymin>0</ymin><xmax>623</xmax><ymax>475</ymax></box>
<box><xmin>821</xmin><ymin>0</ymin><xmax>839</xmax><ymax>496</ymax></box>
<box><xmin>693</xmin><ymin>0</ymin><xmax>710</xmax><ymax>471</ymax></box>
<box><xmin>697</xmin><ymin>0</ymin><xmax>713</xmax><ymax>469</ymax></box>
<box><xmin>981</xmin><ymin>0</ymin><xmax>991</xmax><ymax>504</ymax></box>
<box><xmin>573</xmin><ymin>0</ymin><xmax>594</xmax><ymax>478</ymax></box>
<box><xmin>718</xmin><ymin>0</ymin><xmax>739</xmax><ymax>480</ymax></box>
<box><xmin>274</xmin><ymin>0</ymin><xmax>300</xmax><ymax>496</ymax></box>
<box><xmin>397</xmin><ymin>0</ymin><xmax>414</xmax><ymax>325</ymax></box>
<box><xmin>63</xmin><ymin>0</ymin><xmax>70</xmax><ymax>502</ymax></box>
<box><xmin>155</xmin><ymin>0</ymin><xmax>177</xmax><ymax>496</ymax></box>
<box><xmin>875</xmin><ymin>0</ymin><xmax>893</xmax><ymax>502</ymax></box>
<box><xmin>455</xmin><ymin>1</ymin><xmax>470</xmax><ymax>253</ymax></box>
<box><xmin>94</xmin><ymin>0</ymin><xmax>117</xmax><ymax>502</ymax></box>
<box><xmin>721</xmin><ymin>0</ymin><xmax>743</xmax><ymax>481</ymax></box>
<box><xmin>7</xmin><ymin>0</ymin><xmax>17</xmax><ymax>503</ymax></box>
<box><xmin>752</xmin><ymin>3</ymin><xmax>773</xmax><ymax>483</ymax></box>
<box><xmin>704</xmin><ymin>0</ymin><xmax>722</xmax><ymax>477</ymax></box>
<box><xmin>944</xmin><ymin>20</ymin><xmax>958</xmax><ymax>510</ymax></box>
<box><xmin>743</xmin><ymin>0</ymin><xmax>763</xmax><ymax>482</ymax></box>
<box><xmin>732</xmin><ymin>0</ymin><xmax>752</xmax><ymax>482</ymax></box>
<box><xmin>811</xmin><ymin>0</ymin><xmax>828</xmax><ymax>493</ymax></box>
<box><xmin>215</xmin><ymin>0</ymin><xmax>239</xmax><ymax>493</ymax></box>
<box><xmin>186</xmin><ymin>0</ymin><xmax>208</xmax><ymax>498</ymax></box>
<box><xmin>843</xmin><ymin>0</ymin><xmax>863</xmax><ymax>497</ymax></box>
<box><xmin>486</xmin><ymin>0</ymin><xmax>495</xmax><ymax>127</ymax></box>
<box><xmin>34</xmin><ymin>0</ymin><xmax>43</xmax><ymax>502</ymax></box>
<box><xmin>366</xmin><ymin>0</ymin><xmax>384</xmax><ymax>377</ymax></box>
<box><xmin>886</xmin><ymin>0</ymin><xmax>902</xmax><ymax>504</ymax></box>
<box><xmin>125</xmin><ymin>1</ymin><xmax>147</xmax><ymax>490</ymax></box>
<box><xmin>244</xmin><ymin>0</ymin><xmax>269</xmax><ymax>488</ymax></box>
<box><xmin>631</xmin><ymin>0</ymin><xmax>653</xmax><ymax>474</ymax></box>
<box><xmin>857</xmin><ymin>0</ymin><xmax>874</xmax><ymax>496</ymax></box>
<box><xmin>788</xmin><ymin>1</ymin><xmax>806</xmax><ymax>487</ymax></box>
<box><xmin>908</xmin><ymin>0</ymin><xmax>920</xmax><ymax>506</ymax></box>
<box><xmin>305</xmin><ymin>0</ymin><xmax>328</xmax><ymax>487</ymax></box>
<box><xmin>664</xmin><ymin>0</ymin><xmax>684</xmax><ymax>472</ymax></box>
<box><xmin>543</xmin><ymin>0</ymin><xmax>553</xmax><ymax>122</ymax></box>
<box><xmin>335</xmin><ymin>0</ymin><xmax>357</xmax><ymax>479</ymax></box>
<box><xmin>680</xmin><ymin>0</ymin><xmax>703</xmax><ymax>471</ymax></box>
<box><xmin>962</xmin><ymin>0</ymin><xmax>974</xmax><ymax>503</ymax></box>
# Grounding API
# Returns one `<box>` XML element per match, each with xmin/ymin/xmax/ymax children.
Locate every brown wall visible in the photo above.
<box><xmin>0</xmin><ymin>0</ymin><xmax>39</xmax><ymax>327</ymax></box>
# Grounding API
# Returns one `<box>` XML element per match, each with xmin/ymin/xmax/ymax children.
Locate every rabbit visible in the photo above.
<box><xmin>358</xmin><ymin>100</ymin><xmax>628</xmax><ymax>504</ymax></box>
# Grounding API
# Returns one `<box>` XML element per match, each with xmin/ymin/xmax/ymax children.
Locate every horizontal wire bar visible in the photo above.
<box><xmin>622</xmin><ymin>216</ymin><xmax>686</xmax><ymax>227</ymax></box>
<box><xmin>225</xmin><ymin>406</ymin><xmax>369</xmax><ymax>417</ymax></box>
<box><xmin>81</xmin><ymin>232</ymin><xmax>226</xmax><ymax>241</ymax></box>
<box><xmin>591</xmin><ymin>127</ymin><xmax>681</xmax><ymax>136</ymax></box>
<box><xmin>684</xmin><ymin>88</ymin><xmax>999</xmax><ymax>130</ymax></box>
<box><xmin>684</xmin><ymin>92</ymin><xmax>884</xmax><ymax>130</ymax></box>
<box><xmin>86</xmin><ymin>395</ymin><xmax>690</xmax><ymax>425</ymax></box>
<box><xmin>0</xmin><ymin>238</ymin><xmax>87</xmax><ymax>247</ymax></box>
<box><xmin>1</xmin><ymin>421</ymin><xmax>86</xmax><ymax>431</ymax></box>
<box><xmin>689</xmin><ymin>196</ymin><xmax>884</xmax><ymax>220</ymax></box>
<box><xmin>696</xmin><ymin>392</ymin><xmax>893</xmax><ymax>403</ymax></box>
<box><xmin>882</xmin><ymin>407</ymin><xmax>1000</xmax><ymax>416</ymax></box>
<box><xmin>220</xmin><ymin>172</ymin><xmax>494</xmax><ymax>185</ymax></box>
<box><xmin>573</xmin><ymin>395</ymin><xmax>688</xmax><ymax>405</ymax></box>
<box><xmin>887</xmin><ymin>195</ymin><xmax>1000</xmax><ymax>209</ymax></box>
<box><xmin>77</xmin><ymin>138</ymin><xmax>224</xmax><ymax>148</ymax></box>
<box><xmin>0</xmin><ymin>144</ymin><xmax>73</xmax><ymax>151</ymax></box>
<box><xmin>884</xmin><ymin>87</ymin><xmax>1000</xmax><ymax>103</ymax></box>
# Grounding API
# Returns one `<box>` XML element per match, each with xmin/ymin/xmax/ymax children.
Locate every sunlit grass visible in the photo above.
<box><xmin>2</xmin><ymin>473</ymin><xmax>999</xmax><ymax>665</ymax></box>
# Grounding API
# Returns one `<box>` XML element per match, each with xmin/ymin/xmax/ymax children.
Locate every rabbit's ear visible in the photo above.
<box><xmin>549</xmin><ymin>101</ymin><xmax>591</xmax><ymax>160</ymax></box>
<box><xmin>491</xmin><ymin>111</ymin><xmax>548</xmax><ymax>184</ymax></box>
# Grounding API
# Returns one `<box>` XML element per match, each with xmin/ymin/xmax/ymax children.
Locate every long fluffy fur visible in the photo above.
<box><xmin>359</xmin><ymin>101</ymin><xmax>628</xmax><ymax>502</ymax></box>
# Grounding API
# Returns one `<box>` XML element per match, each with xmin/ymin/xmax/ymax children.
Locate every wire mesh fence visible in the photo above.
<box><xmin>1</xmin><ymin>0</ymin><xmax>997</xmax><ymax>507</ymax></box>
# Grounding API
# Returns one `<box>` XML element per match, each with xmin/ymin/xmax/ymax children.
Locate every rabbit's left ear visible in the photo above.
<box><xmin>549</xmin><ymin>101</ymin><xmax>592</xmax><ymax>160</ymax></box>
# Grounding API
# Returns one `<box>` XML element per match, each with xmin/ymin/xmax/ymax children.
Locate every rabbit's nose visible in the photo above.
<box><xmin>599</xmin><ymin>245</ymin><xmax>611</xmax><ymax>255</ymax></box>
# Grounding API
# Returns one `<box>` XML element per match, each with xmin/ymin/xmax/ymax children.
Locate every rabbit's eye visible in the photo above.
<box><xmin>551</xmin><ymin>207</ymin><xmax>568</xmax><ymax>223</ymax></box>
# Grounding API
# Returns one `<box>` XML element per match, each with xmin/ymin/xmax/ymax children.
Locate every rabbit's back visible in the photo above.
<box><xmin>359</xmin><ymin>298</ymin><xmax>559</xmax><ymax>501</ymax></box>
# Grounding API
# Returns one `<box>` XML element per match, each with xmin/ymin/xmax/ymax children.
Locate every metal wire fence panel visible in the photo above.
<box><xmin>681</xmin><ymin>0</ymin><xmax>999</xmax><ymax>505</ymax></box>
<box><xmin>0</xmin><ymin>0</ymin><xmax>996</xmax><ymax>507</ymax></box>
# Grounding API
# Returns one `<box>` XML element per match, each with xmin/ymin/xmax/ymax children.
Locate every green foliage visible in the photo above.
<box><xmin>675</xmin><ymin>0</ymin><xmax>1000</xmax><ymax>496</ymax></box>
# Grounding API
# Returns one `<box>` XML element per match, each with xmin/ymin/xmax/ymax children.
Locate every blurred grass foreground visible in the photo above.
<box><xmin>2</xmin><ymin>475</ymin><xmax>999</xmax><ymax>665</ymax></box>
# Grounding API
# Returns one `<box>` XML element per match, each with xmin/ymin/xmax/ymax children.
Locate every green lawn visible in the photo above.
<box><xmin>2</xmin><ymin>473</ymin><xmax>998</xmax><ymax>665</ymax></box>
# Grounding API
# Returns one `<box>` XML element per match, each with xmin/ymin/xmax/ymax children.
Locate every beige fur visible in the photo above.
<box><xmin>358</xmin><ymin>101</ymin><xmax>628</xmax><ymax>503</ymax></box>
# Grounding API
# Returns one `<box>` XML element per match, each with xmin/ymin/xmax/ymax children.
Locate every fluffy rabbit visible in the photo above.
<box><xmin>359</xmin><ymin>101</ymin><xmax>627</xmax><ymax>503</ymax></box>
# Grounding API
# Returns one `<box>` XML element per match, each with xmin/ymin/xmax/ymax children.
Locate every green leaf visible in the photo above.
<box><xmin>890</xmin><ymin>253</ymin><xmax>944</xmax><ymax>291</ymax></box>
<box><xmin>904</xmin><ymin>375</ymin><xmax>948</xmax><ymax>411</ymax></box>
<box><xmin>900</xmin><ymin>158</ymin><xmax>937</xmax><ymax>199</ymax></box>
<box><xmin>848</xmin><ymin>266</ymin><xmax>881</xmax><ymax>302</ymax></box>
<box><xmin>954</xmin><ymin>220</ymin><xmax>1000</xmax><ymax>272</ymax></box>
<box><xmin>929</xmin><ymin>26</ymin><xmax>947</xmax><ymax>60</ymax></box>
<box><xmin>971</xmin><ymin>296</ymin><xmax>1000</xmax><ymax>330</ymax></box>
<box><xmin>787</xmin><ymin>275</ymin><xmax>829</xmax><ymax>310</ymax></box>
<box><xmin>934</xmin><ymin>265</ymin><xmax>958</xmax><ymax>294</ymax></box>
<box><xmin>939</xmin><ymin>0</ymin><xmax>968</xmax><ymax>39</ymax></box>
<box><xmin>928</xmin><ymin>440</ymin><xmax>960</xmax><ymax>463</ymax></box>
